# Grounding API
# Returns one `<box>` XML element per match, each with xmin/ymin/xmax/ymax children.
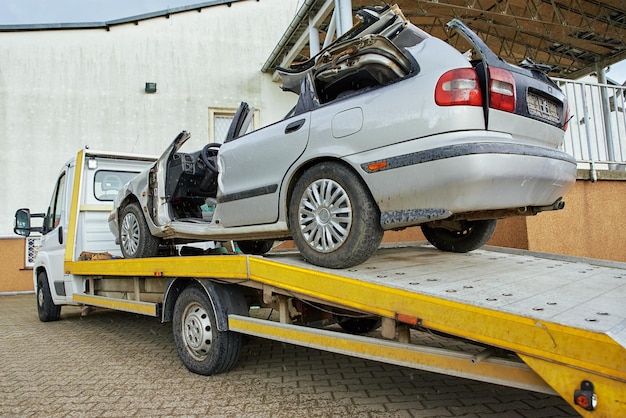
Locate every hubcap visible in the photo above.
<box><xmin>38</xmin><ymin>287</ymin><xmax>44</xmax><ymax>308</ymax></box>
<box><xmin>182</xmin><ymin>302</ymin><xmax>213</xmax><ymax>360</ymax></box>
<box><xmin>120</xmin><ymin>212</ymin><xmax>140</xmax><ymax>256</ymax></box>
<box><xmin>298</xmin><ymin>179</ymin><xmax>352</xmax><ymax>253</ymax></box>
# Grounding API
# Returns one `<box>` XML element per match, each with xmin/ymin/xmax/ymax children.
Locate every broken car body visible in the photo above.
<box><xmin>109</xmin><ymin>5</ymin><xmax>576</xmax><ymax>269</ymax></box>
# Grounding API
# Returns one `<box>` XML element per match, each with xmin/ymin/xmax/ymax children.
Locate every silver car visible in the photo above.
<box><xmin>109</xmin><ymin>5</ymin><xmax>576</xmax><ymax>269</ymax></box>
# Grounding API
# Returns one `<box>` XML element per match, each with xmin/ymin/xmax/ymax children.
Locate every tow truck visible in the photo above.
<box><xmin>14</xmin><ymin>148</ymin><xmax>626</xmax><ymax>416</ymax></box>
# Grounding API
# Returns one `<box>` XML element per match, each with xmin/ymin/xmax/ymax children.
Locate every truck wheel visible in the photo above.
<box><xmin>36</xmin><ymin>271</ymin><xmax>61</xmax><ymax>322</ymax></box>
<box><xmin>173</xmin><ymin>285</ymin><xmax>242</xmax><ymax>375</ymax></box>
<box><xmin>421</xmin><ymin>219</ymin><xmax>497</xmax><ymax>253</ymax></box>
<box><xmin>236</xmin><ymin>240</ymin><xmax>274</xmax><ymax>255</ymax></box>
<box><xmin>119</xmin><ymin>202</ymin><xmax>159</xmax><ymax>258</ymax></box>
<box><xmin>288</xmin><ymin>162</ymin><xmax>383</xmax><ymax>269</ymax></box>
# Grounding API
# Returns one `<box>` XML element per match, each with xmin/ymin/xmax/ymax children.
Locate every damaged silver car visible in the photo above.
<box><xmin>109</xmin><ymin>5</ymin><xmax>576</xmax><ymax>269</ymax></box>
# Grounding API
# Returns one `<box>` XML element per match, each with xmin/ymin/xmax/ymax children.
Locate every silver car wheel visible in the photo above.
<box><xmin>181</xmin><ymin>301</ymin><xmax>213</xmax><ymax>361</ymax></box>
<box><xmin>298</xmin><ymin>178</ymin><xmax>353</xmax><ymax>253</ymax></box>
<box><xmin>121</xmin><ymin>212</ymin><xmax>140</xmax><ymax>256</ymax></box>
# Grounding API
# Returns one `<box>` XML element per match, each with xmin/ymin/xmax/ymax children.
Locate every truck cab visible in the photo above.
<box><xmin>14</xmin><ymin>149</ymin><xmax>155</xmax><ymax>320</ymax></box>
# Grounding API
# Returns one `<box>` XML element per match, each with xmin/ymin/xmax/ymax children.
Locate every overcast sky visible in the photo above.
<box><xmin>0</xmin><ymin>0</ymin><xmax>204</xmax><ymax>24</ymax></box>
<box><xmin>0</xmin><ymin>0</ymin><xmax>624</xmax><ymax>82</ymax></box>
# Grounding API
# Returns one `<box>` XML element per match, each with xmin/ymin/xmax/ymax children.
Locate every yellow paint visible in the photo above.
<box><xmin>73</xmin><ymin>293</ymin><xmax>158</xmax><ymax>316</ymax></box>
<box><xmin>229</xmin><ymin>315</ymin><xmax>553</xmax><ymax>394</ymax></box>
<box><xmin>246</xmin><ymin>258</ymin><xmax>625</xmax><ymax>383</ymax></box>
<box><xmin>79</xmin><ymin>205</ymin><xmax>113</xmax><ymax>212</ymax></box>
<box><xmin>64</xmin><ymin>150</ymin><xmax>84</xmax><ymax>263</ymax></box>
<box><xmin>519</xmin><ymin>354</ymin><xmax>626</xmax><ymax>417</ymax></box>
<box><xmin>65</xmin><ymin>255</ymin><xmax>249</xmax><ymax>279</ymax></box>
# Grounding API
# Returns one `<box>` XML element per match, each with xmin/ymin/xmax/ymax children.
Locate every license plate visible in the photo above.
<box><xmin>527</xmin><ymin>93</ymin><xmax>560</xmax><ymax>123</ymax></box>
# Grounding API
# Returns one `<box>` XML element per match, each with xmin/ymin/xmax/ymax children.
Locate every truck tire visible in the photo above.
<box><xmin>288</xmin><ymin>162</ymin><xmax>383</xmax><ymax>269</ymax></box>
<box><xmin>172</xmin><ymin>285</ymin><xmax>242</xmax><ymax>375</ymax></box>
<box><xmin>119</xmin><ymin>202</ymin><xmax>160</xmax><ymax>258</ymax></box>
<box><xmin>36</xmin><ymin>271</ymin><xmax>61</xmax><ymax>322</ymax></box>
<box><xmin>236</xmin><ymin>240</ymin><xmax>274</xmax><ymax>255</ymax></box>
<box><xmin>421</xmin><ymin>219</ymin><xmax>497</xmax><ymax>253</ymax></box>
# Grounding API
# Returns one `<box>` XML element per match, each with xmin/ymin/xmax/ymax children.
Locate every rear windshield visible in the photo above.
<box><xmin>94</xmin><ymin>170</ymin><xmax>140</xmax><ymax>201</ymax></box>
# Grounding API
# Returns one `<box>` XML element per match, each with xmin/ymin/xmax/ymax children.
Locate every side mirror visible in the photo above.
<box><xmin>14</xmin><ymin>208</ymin><xmax>44</xmax><ymax>236</ymax></box>
<box><xmin>14</xmin><ymin>208</ymin><xmax>32</xmax><ymax>236</ymax></box>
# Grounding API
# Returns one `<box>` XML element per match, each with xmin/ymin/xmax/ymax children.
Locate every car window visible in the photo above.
<box><xmin>93</xmin><ymin>170</ymin><xmax>140</xmax><ymax>201</ymax></box>
<box><xmin>44</xmin><ymin>172</ymin><xmax>67</xmax><ymax>234</ymax></box>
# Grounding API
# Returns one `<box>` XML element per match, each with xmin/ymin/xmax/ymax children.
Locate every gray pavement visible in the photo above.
<box><xmin>0</xmin><ymin>294</ymin><xmax>578</xmax><ymax>417</ymax></box>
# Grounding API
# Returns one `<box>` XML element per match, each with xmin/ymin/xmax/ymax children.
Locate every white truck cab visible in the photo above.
<box><xmin>14</xmin><ymin>148</ymin><xmax>155</xmax><ymax>320</ymax></box>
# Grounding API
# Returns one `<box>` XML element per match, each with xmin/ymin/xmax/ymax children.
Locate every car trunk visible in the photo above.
<box><xmin>448</xmin><ymin>19</ymin><xmax>568</xmax><ymax>148</ymax></box>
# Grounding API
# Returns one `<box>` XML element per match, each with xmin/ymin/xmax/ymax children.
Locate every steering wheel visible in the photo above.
<box><xmin>200</xmin><ymin>143</ymin><xmax>221</xmax><ymax>172</ymax></box>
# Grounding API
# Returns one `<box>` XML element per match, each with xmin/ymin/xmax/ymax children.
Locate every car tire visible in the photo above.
<box><xmin>421</xmin><ymin>219</ymin><xmax>497</xmax><ymax>253</ymax></box>
<box><xmin>172</xmin><ymin>285</ymin><xmax>242</xmax><ymax>375</ymax></box>
<box><xmin>36</xmin><ymin>271</ymin><xmax>61</xmax><ymax>322</ymax></box>
<box><xmin>237</xmin><ymin>240</ymin><xmax>274</xmax><ymax>255</ymax></box>
<box><xmin>288</xmin><ymin>162</ymin><xmax>383</xmax><ymax>269</ymax></box>
<box><xmin>119</xmin><ymin>202</ymin><xmax>160</xmax><ymax>258</ymax></box>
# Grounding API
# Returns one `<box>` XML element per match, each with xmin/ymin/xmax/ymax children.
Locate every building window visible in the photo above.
<box><xmin>208</xmin><ymin>107</ymin><xmax>259</xmax><ymax>143</ymax></box>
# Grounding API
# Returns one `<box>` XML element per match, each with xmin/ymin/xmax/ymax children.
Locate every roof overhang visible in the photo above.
<box><xmin>263</xmin><ymin>0</ymin><xmax>626</xmax><ymax>80</ymax></box>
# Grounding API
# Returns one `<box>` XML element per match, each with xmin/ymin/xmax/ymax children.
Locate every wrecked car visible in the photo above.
<box><xmin>109</xmin><ymin>4</ymin><xmax>576</xmax><ymax>269</ymax></box>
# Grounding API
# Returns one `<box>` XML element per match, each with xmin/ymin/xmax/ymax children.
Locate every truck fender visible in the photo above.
<box><xmin>161</xmin><ymin>278</ymin><xmax>247</xmax><ymax>332</ymax></box>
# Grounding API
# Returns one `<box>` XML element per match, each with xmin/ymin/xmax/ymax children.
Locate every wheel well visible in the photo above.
<box><xmin>162</xmin><ymin>278</ymin><xmax>248</xmax><ymax>330</ymax></box>
<box><xmin>34</xmin><ymin>267</ymin><xmax>46</xmax><ymax>288</ymax></box>
<box><xmin>285</xmin><ymin>158</ymin><xmax>378</xmax><ymax>227</ymax></box>
<box><xmin>119</xmin><ymin>193</ymin><xmax>140</xmax><ymax>214</ymax></box>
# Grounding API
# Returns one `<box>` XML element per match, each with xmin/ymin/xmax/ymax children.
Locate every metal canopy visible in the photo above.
<box><xmin>262</xmin><ymin>0</ymin><xmax>626</xmax><ymax>80</ymax></box>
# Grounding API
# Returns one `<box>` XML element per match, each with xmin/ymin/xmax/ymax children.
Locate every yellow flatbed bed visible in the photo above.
<box><xmin>66</xmin><ymin>243</ymin><xmax>626</xmax><ymax>417</ymax></box>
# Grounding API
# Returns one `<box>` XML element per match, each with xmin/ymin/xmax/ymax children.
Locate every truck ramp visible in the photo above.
<box><xmin>67</xmin><ymin>243</ymin><xmax>626</xmax><ymax>416</ymax></box>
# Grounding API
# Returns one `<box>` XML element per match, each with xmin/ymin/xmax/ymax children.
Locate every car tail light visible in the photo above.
<box><xmin>488</xmin><ymin>67</ymin><xmax>516</xmax><ymax>113</ymax></box>
<box><xmin>435</xmin><ymin>68</ymin><xmax>482</xmax><ymax>107</ymax></box>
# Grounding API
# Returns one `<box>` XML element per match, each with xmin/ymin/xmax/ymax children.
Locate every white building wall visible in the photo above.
<box><xmin>0</xmin><ymin>0</ymin><xmax>297</xmax><ymax>235</ymax></box>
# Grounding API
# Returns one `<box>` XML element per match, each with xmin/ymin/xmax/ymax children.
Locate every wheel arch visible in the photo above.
<box><xmin>162</xmin><ymin>278</ymin><xmax>248</xmax><ymax>331</ymax></box>
<box><xmin>118</xmin><ymin>193</ymin><xmax>163</xmax><ymax>238</ymax></box>
<box><xmin>283</xmin><ymin>157</ymin><xmax>377</xmax><ymax>228</ymax></box>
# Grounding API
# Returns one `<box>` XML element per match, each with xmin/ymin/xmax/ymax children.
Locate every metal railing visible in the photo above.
<box><xmin>555</xmin><ymin>78</ymin><xmax>626</xmax><ymax>169</ymax></box>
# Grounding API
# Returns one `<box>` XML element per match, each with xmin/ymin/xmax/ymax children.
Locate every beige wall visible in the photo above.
<box><xmin>0</xmin><ymin>238</ymin><xmax>34</xmax><ymax>293</ymax></box>
<box><xmin>524</xmin><ymin>177</ymin><xmax>626</xmax><ymax>262</ymax></box>
<box><xmin>383</xmin><ymin>176</ymin><xmax>626</xmax><ymax>263</ymax></box>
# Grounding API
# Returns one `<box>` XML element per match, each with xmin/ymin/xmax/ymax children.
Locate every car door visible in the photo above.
<box><xmin>216</xmin><ymin>113</ymin><xmax>311</xmax><ymax>227</ymax></box>
<box><xmin>38</xmin><ymin>166</ymin><xmax>71</xmax><ymax>303</ymax></box>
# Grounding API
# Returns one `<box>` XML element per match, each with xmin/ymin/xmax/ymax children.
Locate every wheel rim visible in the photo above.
<box><xmin>120</xmin><ymin>212</ymin><xmax>140</xmax><ymax>256</ymax></box>
<box><xmin>37</xmin><ymin>287</ymin><xmax>44</xmax><ymax>308</ymax></box>
<box><xmin>298</xmin><ymin>178</ymin><xmax>352</xmax><ymax>253</ymax></box>
<box><xmin>181</xmin><ymin>302</ymin><xmax>213</xmax><ymax>361</ymax></box>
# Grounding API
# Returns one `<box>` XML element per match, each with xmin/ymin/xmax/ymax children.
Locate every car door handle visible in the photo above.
<box><xmin>285</xmin><ymin>119</ymin><xmax>305</xmax><ymax>134</ymax></box>
<box><xmin>58</xmin><ymin>226</ymin><xmax>63</xmax><ymax>245</ymax></box>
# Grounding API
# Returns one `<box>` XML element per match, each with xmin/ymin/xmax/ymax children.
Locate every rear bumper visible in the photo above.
<box><xmin>348</xmin><ymin>141</ymin><xmax>577</xmax><ymax>230</ymax></box>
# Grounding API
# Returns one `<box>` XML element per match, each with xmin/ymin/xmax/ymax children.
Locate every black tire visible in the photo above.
<box><xmin>119</xmin><ymin>202</ymin><xmax>160</xmax><ymax>258</ymax></box>
<box><xmin>339</xmin><ymin>318</ymin><xmax>380</xmax><ymax>334</ymax></box>
<box><xmin>421</xmin><ymin>219</ymin><xmax>497</xmax><ymax>253</ymax></box>
<box><xmin>172</xmin><ymin>285</ymin><xmax>242</xmax><ymax>375</ymax></box>
<box><xmin>36</xmin><ymin>271</ymin><xmax>61</xmax><ymax>322</ymax></box>
<box><xmin>288</xmin><ymin>162</ymin><xmax>383</xmax><ymax>269</ymax></box>
<box><xmin>236</xmin><ymin>240</ymin><xmax>274</xmax><ymax>255</ymax></box>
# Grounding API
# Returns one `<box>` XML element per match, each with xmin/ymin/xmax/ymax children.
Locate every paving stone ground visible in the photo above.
<box><xmin>0</xmin><ymin>294</ymin><xmax>578</xmax><ymax>417</ymax></box>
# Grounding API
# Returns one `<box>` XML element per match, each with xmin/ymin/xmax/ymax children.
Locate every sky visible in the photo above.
<box><xmin>0</xmin><ymin>0</ymin><xmax>624</xmax><ymax>83</ymax></box>
<box><xmin>0</xmin><ymin>0</ymin><xmax>206</xmax><ymax>25</ymax></box>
